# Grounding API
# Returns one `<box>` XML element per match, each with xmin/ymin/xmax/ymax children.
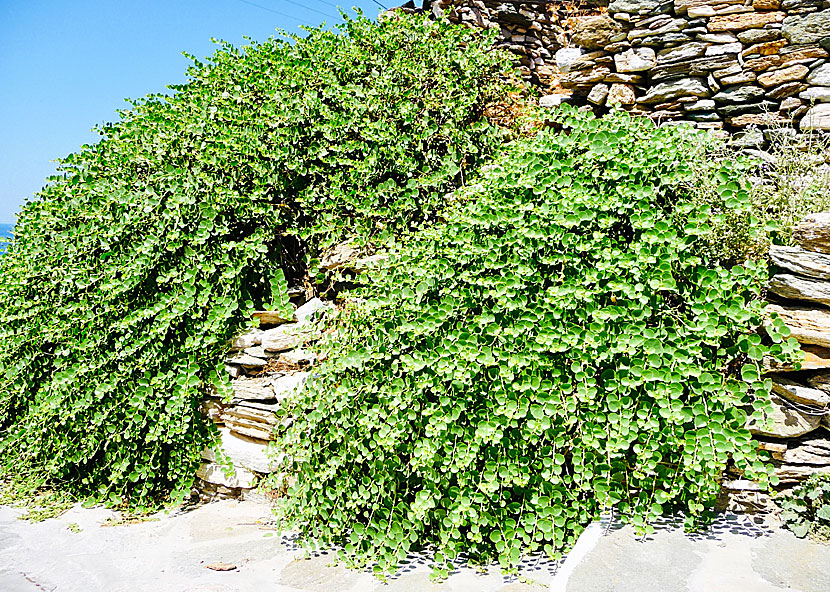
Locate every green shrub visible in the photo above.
<box><xmin>272</xmin><ymin>107</ymin><xmax>796</xmax><ymax>576</ymax></box>
<box><xmin>780</xmin><ymin>474</ymin><xmax>830</xmax><ymax>541</ymax></box>
<box><xmin>0</xmin><ymin>14</ymin><xmax>512</xmax><ymax>506</ymax></box>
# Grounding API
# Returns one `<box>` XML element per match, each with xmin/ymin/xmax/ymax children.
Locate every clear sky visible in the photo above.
<box><xmin>0</xmin><ymin>0</ymin><xmax>385</xmax><ymax>224</ymax></box>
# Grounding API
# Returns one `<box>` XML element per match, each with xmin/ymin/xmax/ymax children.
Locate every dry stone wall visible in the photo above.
<box><xmin>556</xmin><ymin>0</ymin><xmax>830</xmax><ymax>131</ymax></box>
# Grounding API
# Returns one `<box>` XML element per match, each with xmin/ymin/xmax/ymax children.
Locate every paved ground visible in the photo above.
<box><xmin>1</xmin><ymin>499</ymin><xmax>829</xmax><ymax>592</ymax></box>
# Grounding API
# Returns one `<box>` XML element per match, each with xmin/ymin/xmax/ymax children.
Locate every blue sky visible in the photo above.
<box><xmin>0</xmin><ymin>0</ymin><xmax>384</xmax><ymax>224</ymax></box>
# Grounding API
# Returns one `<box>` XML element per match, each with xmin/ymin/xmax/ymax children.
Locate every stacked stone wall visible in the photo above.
<box><xmin>554</xmin><ymin>1</ymin><xmax>830</xmax><ymax>131</ymax></box>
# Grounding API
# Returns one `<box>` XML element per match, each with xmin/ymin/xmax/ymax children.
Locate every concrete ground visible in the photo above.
<box><xmin>1</xmin><ymin>500</ymin><xmax>829</xmax><ymax>592</ymax></box>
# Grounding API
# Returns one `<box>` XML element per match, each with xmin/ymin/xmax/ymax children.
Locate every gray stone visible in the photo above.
<box><xmin>202</xmin><ymin>427</ymin><xmax>276</xmax><ymax>474</ymax></box>
<box><xmin>587</xmin><ymin>83</ymin><xmax>610</xmax><ymax>105</ymax></box>
<box><xmin>656</xmin><ymin>42</ymin><xmax>707</xmax><ymax>64</ymax></box>
<box><xmin>706</xmin><ymin>42</ymin><xmax>743</xmax><ymax>55</ymax></box>
<box><xmin>230</xmin><ymin>328</ymin><xmax>263</xmax><ymax>350</ymax></box>
<box><xmin>712</xmin><ymin>85</ymin><xmax>766</xmax><ymax>102</ymax></box>
<box><xmin>800</xmin><ymin>86</ymin><xmax>830</xmax><ymax>101</ymax></box>
<box><xmin>716</xmin><ymin>100</ymin><xmax>777</xmax><ymax>116</ymax></box>
<box><xmin>615</xmin><ymin>47</ymin><xmax>657</xmax><ymax>71</ymax></box>
<box><xmin>770</xmin><ymin>245</ymin><xmax>830</xmax><ymax>279</ymax></box>
<box><xmin>628</xmin><ymin>19</ymin><xmax>688</xmax><ymax>41</ymax></box>
<box><xmin>608</xmin><ymin>0</ymin><xmax>665</xmax><ymax>14</ymax></box>
<box><xmin>683</xmin><ymin>98</ymin><xmax>716</xmax><ymax>111</ymax></box>
<box><xmin>730</xmin><ymin>128</ymin><xmax>766</xmax><ymax>148</ymax></box>
<box><xmin>319</xmin><ymin>241</ymin><xmax>359</xmax><ymax>271</ymax></box>
<box><xmin>279</xmin><ymin>348</ymin><xmax>318</xmax><ymax>366</ymax></box>
<box><xmin>793</xmin><ymin>212</ymin><xmax>830</xmax><ymax>252</ymax></box>
<box><xmin>769</xmin><ymin>81</ymin><xmax>809</xmax><ymax>99</ymax></box>
<box><xmin>196</xmin><ymin>461</ymin><xmax>257</xmax><ymax>489</ymax></box>
<box><xmin>251</xmin><ymin>309</ymin><xmax>294</xmax><ymax>326</ymax></box>
<box><xmin>221</xmin><ymin>405</ymin><xmax>278</xmax><ymax>441</ymax></box>
<box><xmin>771</xmin><ymin>376</ymin><xmax>830</xmax><ymax>406</ymax></box>
<box><xmin>231</xmin><ymin>376</ymin><xmax>277</xmax><ymax>401</ymax></box>
<box><xmin>783</xmin><ymin>11</ymin><xmax>830</xmax><ymax>45</ymax></box>
<box><xmin>769</xmin><ymin>273</ymin><xmax>830</xmax><ymax>306</ymax></box>
<box><xmin>747</xmin><ymin>394</ymin><xmax>822</xmax><ymax>438</ymax></box>
<box><xmin>650</xmin><ymin>54</ymin><xmax>737</xmax><ymax>81</ymax></box>
<box><xmin>225</xmin><ymin>352</ymin><xmax>268</xmax><ymax>367</ymax></box>
<box><xmin>272</xmin><ymin>372</ymin><xmax>309</xmax><ymax>399</ymax></box>
<box><xmin>737</xmin><ymin>28</ymin><xmax>782</xmax><ymax>44</ymax></box>
<box><xmin>639</xmin><ymin>77</ymin><xmax>710</xmax><ymax>104</ymax></box>
<box><xmin>698</xmin><ymin>32</ymin><xmax>740</xmax><ymax>43</ymax></box>
<box><xmin>539</xmin><ymin>93</ymin><xmax>571</xmax><ymax>108</ymax></box>
<box><xmin>295</xmin><ymin>297</ymin><xmax>332</xmax><ymax>324</ymax></box>
<box><xmin>808</xmin><ymin>63</ymin><xmax>830</xmax><ymax>85</ymax></box>
<box><xmin>555</xmin><ymin>47</ymin><xmax>584</xmax><ymax>73</ymax></box>
<box><xmin>572</xmin><ymin>15</ymin><xmax>623</xmax><ymax>49</ymax></box>
<box><xmin>261</xmin><ymin>324</ymin><xmax>308</xmax><ymax>352</ymax></box>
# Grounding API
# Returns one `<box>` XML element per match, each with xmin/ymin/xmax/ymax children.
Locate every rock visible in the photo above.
<box><xmin>698</xmin><ymin>33</ymin><xmax>740</xmax><ymax>43</ymax></box>
<box><xmin>717</xmin><ymin>100</ymin><xmax>778</xmax><ymax>116</ymax></box>
<box><xmin>196</xmin><ymin>461</ymin><xmax>257</xmax><ymax>489</ymax></box>
<box><xmin>708</xmin><ymin>12</ymin><xmax>786</xmax><ymax>32</ymax></box>
<box><xmin>745</xmin><ymin>47</ymin><xmax>829</xmax><ymax>73</ymax></box>
<box><xmin>587</xmin><ymin>83</ymin><xmax>610</xmax><ymax>105</ymax></box>
<box><xmin>295</xmin><ymin>297</ymin><xmax>331</xmax><ymax>324</ymax></box>
<box><xmin>639</xmin><ymin>77</ymin><xmax>710</xmax><ymax>104</ymax></box>
<box><xmin>555</xmin><ymin>48</ymin><xmax>584</xmax><ymax>73</ymax></box>
<box><xmin>769</xmin><ymin>273</ymin><xmax>830</xmax><ymax>306</ymax></box>
<box><xmin>656</xmin><ymin>42</ymin><xmax>707</xmax><ymax>64</ymax></box>
<box><xmin>607</xmin><ymin>83</ymin><xmax>637</xmax><ymax>104</ymax></box>
<box><xmin>808</xmin><ymin>63</ymin><xmax>830</xmax><ymax>86</ymax></box>
<box><xmin>628</xmin><ymin>19</ymin><xmax>688</xmax><ymax>41</ymax></box>
<box><xmin>251</xmin><ymin>309</ymin><xmax>294</xmax><ymax>326</ymax></box>
<box><xmin>800</xmin><ymin>87</ymin><xmax>830</xmax><ymax>101</ymax></box>
<box><xmin>614</xmin><ymin>47</ymin><xmax>657</xmax><ymax>72</ymax></box>
<box><xmin>730</xmin><ymin>128</ymin><xmax>766</xmax><ymax>148</ymax></box>
<box><xmin>769</xmin><ymin>81</ymin><xmax>809</xmax><ymax>99</ymax></box>
<box><xmin>801</xmin><ymin>104</ymin><xmax>830</xmax><ymax>130</ymax></box>
<box><xmin>783</xmin><ymin>11</ymin><xmax>830</xmax><ymax>44</ymax></box>
<box><xmin>737</xmin><ymin>28</ymin><xmax>782</xmax><ymax>44</ymax></box>
<box><xmin>758</xmin><ymin>440</ymin><xmax>788</xmax><ymax>460</ymax></box>
<box><xmin>605</xmin><ymin>72</ymin><xmax>645</xmax><ymax>83</ymax></box>
<box><xmin>747</xmin><ymin>394</ymin><xmax>822</xmax><ymax>438</ymax></box>
<box><xmin>609</xmin><ymin>0</ymin><xmax>665</xmax><ymax>14</ymax></box>
<box><xmin>720</xmin><ymin>71</ymin><xmax>757</xmax><ymax>85</ymax></box>
<box><xmin>572</xmin><ymin>15</ymin><xmax>623</xmax><ymax>50</ymax></box>
<box><xmin>770</xmin><ymin>245</ymin><xmax>830</xmax><ymax>279</ymax></box>
<box><xmin>231</xmin><ymin>376</ymin><xmax>277</xmax><ymax>401</ymax></box>
<box><xmin>205</xmin><ymin>562</ymin><xmax>238</xmax><ymax>572</ymax></box>
<box><xmin>221</xmin><ymin>405</ymin><xmax>278</xmax><ymax>441</ymax></box>
<box><xmin>319</xmin><ymin>242</ymin><xmax>359</xmax><ymax>271</ymax></box>
<box><xmin>230</xmin><ymin>329</ymin><xmax>264</xmax><ymax>351</ymax></box>
<box><xmin>684</xmin><ymin>98</ymin><xmax>716</xmax><ymax>111</ymax></box>
<box><xmin>650</xmin><ymin>54</ymin><xmax>737</xmax><ymax>81</ymax></box>
<box><xmin>793</xmin><ymin>212</ymin><xmax>830</xmax><ymax>253</ymax></box>
<box><xmin>261</xmin><ymin>324</ymin><xmax>308</xmax><ymax>352</ymax></box>
<box><xmin>706</xmin><ymin>42</ymin><xmax>743</xmax><ymax>56</ymax></box>
<box><xmin>742</xmin><ymin>40</ymin><xmax>789</xmax><ymax>57</ymax></box>
<box><xmin>771</xmin><ymin>376</ymin><xmax>830</xmax><ymax>406</ymax></box>
<box><xmin>202</xmin><ymin>427</ymin><xmax>276</xmax><ymax>473</ymax></box>
<box><xmin>774</xmin><ymin>464</ymin><xmax>830</xmax><ymax>484</ymax></box>
<box><xmin>781</xmin><ymin>436</ymin><xmax>830</xmax><ymax>465</ymax></box>
<box><xmin>225</xmin><ymin>352</ymin><xmax>268</xmax><ymax>368</ymax></box>
<box><xmin>754</xmin><ymin>0</ymin><xmax>781</xmax><ymax>8</ymax></box>
<box><xmin>757</xmin><ymin>64</ymin><xmax>810</xmax><ymax>87</ymax></box>
<box><xmin>712</xmin><ymin>85</ymin><xmax>766</xmax><ymax>102</ymax></box>
<box><xmin>539</xmin><ymin>94</ymin><xmax>572</xmax><ymax>108</ymax></box>
<box><xmin>225</xmin><ymin>364</ymin><xmax>241</xmax><ymax>379</ymax></box>
<box><xmin>727</xmin><ymin>112</ymin><xmax>792</xmax><ymax>126</ymax></box>
<box><xmin>780</xmin><ymin>97</ymin><xmax>804</xmax><ymax>111</ymax></box>
<box><xmin>272</xmin><ymin>372</ymin><xmax>309</xmax><ymax>399</ymax></box>
<box><xmin>201</xmin><ymin>398</ymin><xmax>227</xmax><ymax>424</ymax></box>
<box><xmin>279</xmin><ymin>349</ymin><xmax>318</xmax><ymax>366</ymax></box>
<box><xmin>766</xmin><ymin>344</ymin><xmax>830</xmax><ymax>372</ymax></box>
<box><xmin>561</xmin><ymin>67</ymin><xmax>611</xmax><ymax>88</ymax></box>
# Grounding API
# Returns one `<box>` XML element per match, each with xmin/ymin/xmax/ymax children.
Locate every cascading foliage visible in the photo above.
<box><xmin>0</xmin><ymin>14</ymin><xmax>512</xmax><ymax>506</ymax></box>
<box><xmin>272</xmin><ymin>107</ymin><xmax>797</xmax><ymax>576</ymax></box>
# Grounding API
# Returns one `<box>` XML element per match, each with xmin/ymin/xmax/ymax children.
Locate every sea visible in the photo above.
<box><xmin>0</xmin><ymin>223</ymin><xmax>13</xmax><ymax>255</ymax></box>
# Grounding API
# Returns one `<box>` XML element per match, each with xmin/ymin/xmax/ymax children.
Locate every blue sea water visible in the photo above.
<box><xmin>0</xmin><ymin>223</ymin><xmax>13</xmax><ymax>254</ymax></box>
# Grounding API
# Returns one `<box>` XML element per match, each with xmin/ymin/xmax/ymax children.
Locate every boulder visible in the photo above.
<box><xmin>737</xmin><ymin>29</ymin><xmax>782</xmax><ymax>44</ymax></box>
<box><xmin>800</xmin><ymin>87</ymin><xmax>830</xmax><ymax>102</ymax></box>
<box><xmin>615</xmin><ymin>47</ymin><xmax>657</xmax><ymax>72</ymax></box>
<box><xmin>639</xmin><ymin>78</ymin><xmax>710</xmax><ymax>104</ymax></box>
<box><xmin>770</xmin><ymin>245</ymin><xmax>830</xmax><ymax>279</ymax></box>
<box><xmin>650</xmin><ymin>54</ymin><xmax>737</xmax><ymax>81</ymax></box>
<box><xmin>802</xmin><ymin>104</ymin><xmax>830</xmax><ymax>131</ymax></box>
<box><xmin>656</xmin><ymin>42</ymin><xmax>707</xmax><ymax>65</ymax></box>
<box><xmin>769</xmin><ymin>273</ymin><xmax>830</xmax><ymax>306</ymax></box>
<box><xmin>783</xmin><ymin>11</ymin><xmax>830</xmax><ymax>45</ymax></box>
<box><xmin>561</xmin><ymin>67</ymin><xmax>611</xmax><ymax>88</ymax></box>
<box><xmin>555</xmin><ymin>48</ymin><xmax>584</xmax><ymax>73</ymax></box>
<box><xmin>793</xmin><ymin>212</ymin><xmax>830</xmax><ymax>253</ymax></box>
<box><xmin>712</xmin><ymin>85</ymin><xmax>766</xmax><ymax>102</ymax></box>
<box><xmin>587</xmin><ymin>83</ymin><xmax>610</xmax><ymax>105</ymax></box>
<box><xmin>771</xmin><ymin>376</ymin><xmax>830</xmax><ymax>406</ymax></box>
<box><xmin>572</xmin><ymin>15</ymin><xmax>623</xmax><ymax>50</ymax></box>
<box><xmin>747</xmin><ymin>394</ymin><xmax>821</xmax><ymax>438</ymax></box>
<box><xmin>231</xmin><ymin>376</ymin><xmax>278</xmax><ymax>401</ymax></box>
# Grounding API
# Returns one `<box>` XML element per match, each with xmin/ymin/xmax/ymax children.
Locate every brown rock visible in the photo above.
<box><xmin>251</xmin><ymin>310</ymin><xmax>295</xmax><ymax>325</ymax></box>
<box><xmin>765</xmin><ymin>344</ymin><xmax>830</xmax><ymax>372</ymax></box>
<box><xmin>793</xmin><ymin>213</ymin><xmax>830</xmax><ymax>254</ymax></box>
<box><xmin>572</xmin><ymin>15</ymin><xmax>623</xmax><ymax>50</ymax></box>
<box><xmin>747</xmin><ymin>394</ymin><xmax>821</xmax><ymax>438</ymax></box>
<box><xmin>757</xmin><ymin>64</ymin><xmax>809</xmax><ymax>87</ymax></box>
<box><xmin>604</xmin><ymin>72</ymin><xmax>645</xmax><ymax>83</ymax></box>
<box><xmin>205</xmin><ymin>562</ymin><xmax>238</xmax><ymax>572</ymax></box>
<box><xmin>708</xmin><ymin>12</ymin><xmax>786</xmax><ymax>32</ymax></box>
<box><xmin>765</xmin><ymin>304</ymin><xmax>830</xmax><ymax>349</ymax></box>
<box><xmin>675</xmin><ymin>0</ymin><xmax>747</xmax><ymax>14</ymax></box>
<box><xmin>727</xmin><ymin>113</ymin><xmax>792</xmax><ymax>127</ymax></box>
<box><xmin>650</xmin><ymin>54</ymin><xmax>738</xmax><ymax>81</ymax></box>
<box><xmin>771</xmin><ymin>376</ymin><xmax>830</xmax><ymax>406</ymax></box>
<box><xmin>744</xmin><ymin>46</ymin><xmax>828</xmax><ymax>72</ymax></box>
<box><xmin>770</xmin><ymin>245</ymin><xmax>830</xmax><ymax>279</ymax></box>
<box><xmin>781</xmin><ymin>437</ymin><xmax>830</xmax><ymax>465</ymax></box>
<box><xmin>561</xmin><ymin>66</ymin><xmax>611</xmax><ymax>88</ymax></box>
<box><xmin>768</xmin><ymin>81</ymin><xmax>808</xmax><ymax>100</ymax></box>
<box><xmin>721</xmin><ymin>70</ymin><xmax>757</xmax><ymax>85</ymax></box>
<box><xmin>752</xmin><ymin>0</ymin><xmax>780</xmax><ymax>8</ymax></box>
<box><xmin>742</xmin><ymin>39</ymin><xmax>788</xmax><ymax>57</ymax></box>
<box><xmin>607</xmin><ymin>83</ymin><xmax>637</xmax><ymax>105</ymax></box>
